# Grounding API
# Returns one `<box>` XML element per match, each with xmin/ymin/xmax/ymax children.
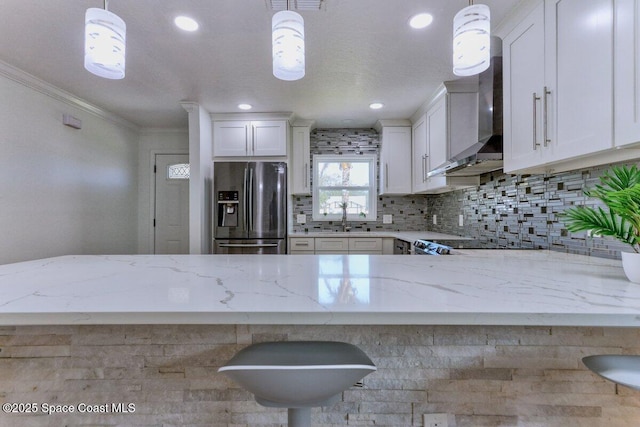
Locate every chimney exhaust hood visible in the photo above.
<box><xmin>427</xmin><ymin>52</ymin><xmax>503</xmax><ymax>178</ymax></box>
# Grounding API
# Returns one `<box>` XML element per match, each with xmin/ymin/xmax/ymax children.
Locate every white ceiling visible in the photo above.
<box><xmin>0</xmin><ymin>0</ymin><xmax>523</xmax><ymax>129</ymax></box>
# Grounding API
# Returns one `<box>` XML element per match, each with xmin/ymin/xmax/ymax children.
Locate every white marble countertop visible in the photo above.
<box><xmin>1</xmin><ymin>251</ymin><xmax>638</xmax><ymax>326</ymax></box>
<box><xmin>289</xmin><ymin>230</ymin><xmax>471</xmax><ymax>242</ymax></box>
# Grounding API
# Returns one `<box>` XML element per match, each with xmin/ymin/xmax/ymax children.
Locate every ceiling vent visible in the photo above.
<box><xmin>268</xmin><ymin>0</ymin><xmax>324</xmax><ymax>11</ymax></box>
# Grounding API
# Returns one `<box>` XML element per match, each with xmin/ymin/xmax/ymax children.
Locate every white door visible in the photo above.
<box><xmin>154</xmin><ymin>154</ymin><xmax>189</xmax><ymax>254</ymax></box>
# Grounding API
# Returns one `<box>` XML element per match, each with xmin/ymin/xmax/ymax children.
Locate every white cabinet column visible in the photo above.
<box><xmin>181</xmin><ymin>102</ymin><xmax>212</xmax><ymax>255</ymax></box>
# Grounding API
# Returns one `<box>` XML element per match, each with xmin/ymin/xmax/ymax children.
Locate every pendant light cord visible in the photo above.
<box><xmin>104</xmin><ymin>0</ymin><xmax>109</xmax><ymax>11</ymax></box>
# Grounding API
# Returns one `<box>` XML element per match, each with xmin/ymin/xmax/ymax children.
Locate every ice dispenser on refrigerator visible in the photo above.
<box><xmin>217</xmin><ymin>191</ymin><xmax>239</xmax><ymax>227</ymax></box>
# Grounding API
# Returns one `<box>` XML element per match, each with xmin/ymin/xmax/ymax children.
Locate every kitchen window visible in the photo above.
<box><xmin>312</xmin><ymin>154</ymin><xmax>377</xmax><ymax>221</ymax></box>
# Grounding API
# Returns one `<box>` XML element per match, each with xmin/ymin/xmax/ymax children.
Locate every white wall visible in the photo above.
<box><xmin>137</xmin><ymin>129</ymin><xmax>189</xmax><ymax>253</ymax></box>
<box><xmin>0</xmin><ymin>67</ymin><xmax>140</xmax><ymax>265</ymax></box>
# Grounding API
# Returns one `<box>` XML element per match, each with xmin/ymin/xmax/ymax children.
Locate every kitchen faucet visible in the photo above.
<box><xmin>341</xmin><ymin>203</ymin><xmax>350</xmax><ymax>232</ymax></box>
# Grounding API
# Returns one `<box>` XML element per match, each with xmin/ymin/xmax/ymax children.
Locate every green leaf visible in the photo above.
<box><xmin>560</xmin><ymin>165</ymin><xmax>640</xmax><ymax>253</ymax></box>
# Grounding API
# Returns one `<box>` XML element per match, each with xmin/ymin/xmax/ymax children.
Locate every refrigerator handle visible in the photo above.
<box><xmin>243</xmin><ymin>167</ymin><xmax>248</xmax><ymax>231</ymax></box>
<box><xmin>248</xmin><ymin>167</ymin><xmax>254</xmax><ymax>231</ymax></box>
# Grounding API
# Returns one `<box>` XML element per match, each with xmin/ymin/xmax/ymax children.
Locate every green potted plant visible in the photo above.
<box><xmin>560</xmin><ymin>165</ymin><xmax>640</xmax><ymax>283</ymax></box>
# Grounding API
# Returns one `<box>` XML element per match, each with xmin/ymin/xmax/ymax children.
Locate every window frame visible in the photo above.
<box><xmin>312</xmin><ymin>154</ymin><xmax>377</xmax><ymax>222</ymax></box>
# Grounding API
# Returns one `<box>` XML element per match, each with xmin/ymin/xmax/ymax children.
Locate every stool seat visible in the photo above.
<box><xmin>219</xmin><ymin>341</ymin><xmax>376</xmax><ymax>426</ymax></box>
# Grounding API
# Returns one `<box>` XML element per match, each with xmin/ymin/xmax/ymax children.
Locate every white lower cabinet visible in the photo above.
<box><xmin>289</xmin><ymin>237</ymin><xmax>383</xmax><ymax>254</ymax></box>
<box><xmin>289</xmin><ymin>237</ymin><xmax>315</xmax><ymax>254</ymax></box>
<box><xmin>348</xmin><ymin>238</ymin><xmax>382</xmax><ymax>254</ymax></box>
<box><xmin>315</xmin><ymin>238</ymin><xmax>349</xmax><ymax>254</ymax></box>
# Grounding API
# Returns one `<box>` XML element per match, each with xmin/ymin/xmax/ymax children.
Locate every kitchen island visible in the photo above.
<box><xmin>0</xmin><ymin>250</ymin><xmax>638</xmax><ymax>326</ymax></box>
<box><xmin>2</xmin><ymin>251</ymin><xmax>640</xmax><ymax>427</ymax></box>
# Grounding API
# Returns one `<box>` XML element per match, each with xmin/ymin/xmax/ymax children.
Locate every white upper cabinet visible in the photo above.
<box><xmin>378</xmin><ymin>122</ymin><xmax>412</xmax><ymax>195</ymax></box>
<box><xmin>290</xmin><ymin>125</ymin><xmax>311</xmax><ymax>195</ymax></box>
<box><xmin>213</xmin><ymin>121</ymin><xmax>250</xmax><ymax>157</ymax></box>
<box><xmin>412</xmin><ymin>85</ymin><xmax>479</xmax><ymax>194</ymax></box>
<box><xmin>503</xmin><ymin>0</ymin><xmax>639</xmax><ymax>173</ymax></box>
<box><xmin>213</xmin><ymin>120</ymin><xmax>288</xmax><ymax>157</ymax></box>
<box><xmin>545</xmin><ymin>0</ymin><xmax>613</xmax><ymax>160</ymax></box>
<box><xmin>503</xmin><ymin>2</ymin><xmax>546</xmax><ymax>172</ymax></box>
<box><xmin>412</xmin><ymin>114</ymin><xmax>429</xmax><ymax>193</ymax></box>
<box><xmin>423</xmin><ymin>96</ymin><xmax>450</xmax><ymax>193</ymax></box>
<box><xmin>615</xmin><ymin>0</ymin><xmax>640</xmax><ymax>147</ymax></box>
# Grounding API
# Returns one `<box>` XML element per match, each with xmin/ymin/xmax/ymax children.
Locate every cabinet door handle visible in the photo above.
<box><xmin>532</xmin><ymin>92</ymin><xmax>541</xmax><ymax>150</ymax></box>
<box><xmin>251</xmin><ymin>124</ymin><xmax>256</xmax><ymax>154</ymax></box>
<box><xmin>304</xmin><ymin>163</ymin><xmax>308</xmax><ymax>190</ymax></box>
<box><xmin>245</xmin><ymin>124</ymin><xmax>250</xmax><ymax>155</ymax></box>
<box><xmin>423</xmin><ymin>155</ymin><xmax>429</xmax><ymax>182</ymax></box>
<box><xmin>385</xmin><ymin>163</ymin><xmax>389</xmax><ymax>189</ymax></box>
<box><xmin>543</xmin><ymin>86</ymin><xmax>551</xmax><ymax>147</ymax></box>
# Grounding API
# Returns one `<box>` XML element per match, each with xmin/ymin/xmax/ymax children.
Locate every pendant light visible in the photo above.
<box><xmin>272</xmin><ymin>0</ymin><xmax>305</xmax><ymax>81</ymax></box>
<box><xmin>84</xmin><ymin>0</ymin><xmax>126</xmax><ymax>79</ymax></box>
<box><xmin>453</xmin><ymin>1</ymin><xmax>490</xmax><ymax>76</ymax></box>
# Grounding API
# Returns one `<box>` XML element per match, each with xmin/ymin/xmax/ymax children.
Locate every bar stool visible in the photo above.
<box><xmin>219</xmin><ymin>341</ymin><xmax>377</xmax><ymax>427</ymax></box>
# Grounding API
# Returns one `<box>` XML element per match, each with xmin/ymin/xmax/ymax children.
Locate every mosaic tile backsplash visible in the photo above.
<box><xmin>291</xmin><ymin>128</ymin><xmax>431</xmax><ymax>233</ymax></box>
<box><xmin>426</xmin><ymin>162</ymin><xmax>640</xmax><ymax>259</ymax></box>
<box><xmin>290</xmin><ymin>128</ymin><xmax>638</xmax><ymax>259</ymax></box>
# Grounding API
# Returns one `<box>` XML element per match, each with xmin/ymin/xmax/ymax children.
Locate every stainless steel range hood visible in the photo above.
<box><xmin>427</xmin><ymin>53</ymin><xmax>503</xmax><ymax>178</ymax></box>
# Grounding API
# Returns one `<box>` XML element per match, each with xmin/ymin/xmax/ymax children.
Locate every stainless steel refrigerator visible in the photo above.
<box><xmin>213</xmin><ymin>162</ymin><xmax>287</xmax><ymax>254</ymax></box>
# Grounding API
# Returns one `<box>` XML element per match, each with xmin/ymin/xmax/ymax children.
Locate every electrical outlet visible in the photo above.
<box><xmin>383</xmin><ymin>214</ymin><xmax>393</xmax><ymax>224</ymax></box>
<box><xmin>296</xmin><ymin>214</ymin><xmax>306</xmax><ymax>224</ymax></box>
<box><xmin>432</xmin><ymin>214</ymin><xmax>437</xmax><ymax>225</ymax></box>
<box><xmin>458</xmin><ymin>214</ymin><xmax>464</xmax><ymax>227</ymax></box>
<box><xmin>423</xmin><ymin>413</ymin><xmax>448</xmax><ymax>427</ymax></box>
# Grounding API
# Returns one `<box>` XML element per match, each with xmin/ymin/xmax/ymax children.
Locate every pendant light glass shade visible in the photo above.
<box><xmin>272</xmin><ymin>10</ymin><xmax>305</xmax><ymax>81</ymax></box>
<box><xmin>84</xmin><ymin>7</ymin><xmax>126</xmax><ymax>79</ymax></box>
<box><xmin>453</xmin><ymin>3</ymin><xmax>490</xmax><ymax>77</ymax></box>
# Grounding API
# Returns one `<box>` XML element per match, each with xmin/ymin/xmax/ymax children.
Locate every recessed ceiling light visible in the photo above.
<box><xmin>238</xmin><ymin>104</ymin><xmax>253</xmax><ymax>110</ymax></box>
<box><xmin>409</xmin><ymin>13</ymin><xmax>434</xmax><ymax>29</ymax></box>
<box><xmin>174</xmin><ymin>16</ymin><xmax>199</xmax><ymax>32</ymax></box>
<box><xmin>369</xmin><ymin>103</ymin><xmax>384</xmax><ymax>110</ymax></box>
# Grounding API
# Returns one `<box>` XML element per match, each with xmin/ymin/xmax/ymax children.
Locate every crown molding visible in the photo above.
<box><xmin>209</xmin><ymin>111</ymin><xmax>295</xmax><ymax>122</ymax></box>
<box><xmin>140</xmin><ymin>128</ymin><xmax>188</xmax><ymax>134</ymax></box>
<box><xmin>0</xmin><ymin>60</ymin><xmax>139</xmax><ymax>132</ymax></box>
<box><xmin>180</xmin><ymin>102</ymin><xmax>200</xmax><ymax>114</ymax></box>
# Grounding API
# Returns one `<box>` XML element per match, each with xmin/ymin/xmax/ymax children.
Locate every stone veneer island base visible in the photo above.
<box><xmin>2</xmin><ymin>324</ymin><xmax>640</xmax><ymax>426</ymax></box>
<box><xmin>1</xmin><ymin>252</ymin><xmax>640</xmax><ymax>426</ymax></box>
